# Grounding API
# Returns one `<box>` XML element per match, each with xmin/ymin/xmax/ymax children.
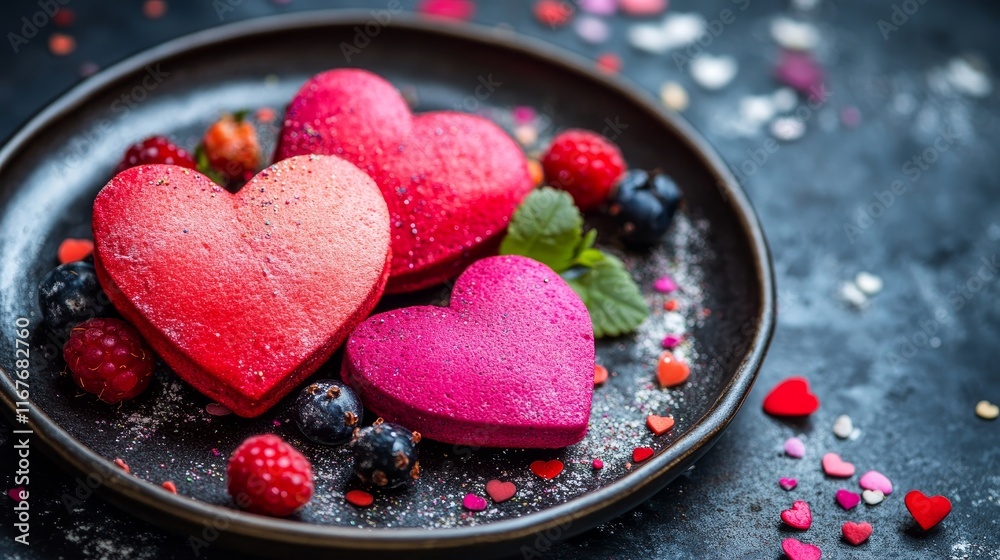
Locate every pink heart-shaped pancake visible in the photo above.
<box><xmin>343</xmin><ymin>255</ymin><xmax>595</xmax><ymax>448</ymax></box>
<box><xmin>93</xmin><ymin>156</ymin><xmax>391</xmax><ymax>416</ymax></box>
<box><xmin>780</xmin><ymin>500</ymin><xmax>812</xmax><ymax>530</ymax></box>
<box><xmin>277</xmin><ymin>69</ymin><xmax>534</xmax><ymax>293</ymax></box>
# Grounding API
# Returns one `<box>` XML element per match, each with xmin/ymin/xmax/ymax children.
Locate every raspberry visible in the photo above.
<box><xmin>542</xmin><ymin>129</ymin><xmax>626</xmax><ymax>211</ymax></box>
<box><xmin>116</xmin><ymin>136</ymin><xmax>196</xmax><ymax>174</ymax></box>
<box><xmin>201</xmin><ymin>113</ymin><xmax>260</xmax><ymax>185</ymax></box>
<box><xmin>63</xmin><ymin>318</ymin><xmax>154</xmax><ymax>403</ymax></box>
<box><xmin>227</xmin><ymin>434</ymin><xmax>314</xmax><ymax>517</ymax></box>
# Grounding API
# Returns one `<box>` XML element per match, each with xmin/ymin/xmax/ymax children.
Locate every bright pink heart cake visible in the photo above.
<box><xmin>276</xmin><ymin>69</ymin><xmax>534</xmax><ymax>293</ymax></box>
<box><xmin>92</xmin><ymin>155</ymin><xmax>392</xmax><ymax>417</ymax></box>
<box><xmin>343</xmin><ymin>255</ymin><xmax>595</xmax><ymax>448</ymax></box>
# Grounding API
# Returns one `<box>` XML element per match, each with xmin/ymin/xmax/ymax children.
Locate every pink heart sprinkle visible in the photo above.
<box><xmin>859</xmin><ymin>470</ymin><xmax>893</xmax><ymax>495</ymax></box>
<box><xmin>780</xmin><ymin>500</ymin><xmax>812</xmax><ymax>530</ymax></box>
<box><xmin>7</xmin><ymin>487</ymin><xmax>25</xmax><ymax>502</ymax></box>
<box><xmin>512</xmin><ymin>106</ymin><xmax>536</xmax><ymax>125</ymax></box>
<box><xmin>822</xmin><ymin>452</ymin><xmax>855</xmax><ymax>478</ymax></box>
<box><xmin>206</xmin><ymin>403</ymin><xmax>232</xmax><ymax>416</ymax></box>
<box><xmin>836</xmin><ymin>488</ymin><xmax>861</xmax><ymax>510</ymax></box>
<box><xmin>574</xmin><ymin>15</ymin><xmax>611</xmax><ymax>44</ymax></box>
<box><xmin>784</xmin><ymin>437</ymin><xmax>806</xmax><ymax>458</ymax></box>
<box><xmin>653</xmin><ymin>275</ymin><xmax>677</xmax><ymax>293</ymax></box>
<box><xmin>661</xmin><ymin>334</ymin><xmax>683</xmax><ymax>349</ymax></box>
<box><xmin>462</xmin><ymin>493</ymin><xmax>487</xmax><ymax>512</ymax></box>
<box><xmin>619</xmin><ymin>0</ymin><xmax>667</xmax><ymax>17</ymax></box>
<box><xmin>579</xmin><ymin>0</ymin><xmax>617</xmax><ymax>16</ymax></box>
<box><xmin>779</xmin><ymin>478</ymin><xmax>798</xmax><ymax>491</ymax></box>
<box><xmin>782</xmin><ymin>538</ymin><xmax>822</xmax><ymax>560</ymax></box>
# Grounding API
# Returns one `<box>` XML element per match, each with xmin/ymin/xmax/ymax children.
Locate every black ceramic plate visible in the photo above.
<box><xmin>0</xmin><ymin>11</ymin><xmax>774</xmax><ymax>559</ymax></box>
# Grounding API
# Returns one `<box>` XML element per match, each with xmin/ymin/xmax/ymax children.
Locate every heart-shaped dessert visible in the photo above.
<box><xmin>841</xmin><ymin>521</ymin><xmax>873</xmax><ymax>546</ymax></box>
<box><xmin>342</xmin><ymin>255</ymin><xmax>594</xmax><ymax>448</ymax></box>
<box><xmin>821</xmin><ymin>452</ymin><xmax>855</xmax><ymax>478</ymax></box>
<box><xmin>781</xmin><ymin>538</ymin><xmax>821</xmax><ymax>560</ymax></box>
<box><xmin>485</xmin><ymin>480</ymin><xmax>517</xmax><ymax>503</ymax></box>
<box><xmin>780</xmin><ymin>500</ymin><xmax>812</xmax><ymax>530</ymax></box>
<box><xmin>92</xmin><ymin>156</ymin><xmax>392</xmax><ymax>417</ymax></box>
<box><xmin>276</xmin><ymin>69</ymin><xmax>534</xmax><ymax>293</ymax></box>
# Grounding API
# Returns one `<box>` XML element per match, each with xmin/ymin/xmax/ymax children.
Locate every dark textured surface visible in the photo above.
<box><xmin>0</xmin><ymin>1</ymin><xmax>998</xmax><ymax>559</ymax></box>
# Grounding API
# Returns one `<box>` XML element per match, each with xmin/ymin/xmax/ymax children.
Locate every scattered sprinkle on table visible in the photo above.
<box><xmin>821</xmin><ymin>452</ymin><xmax>855</xmax><ymax>478</ymax></box>
<box><xmin>653</xmin><ymin>275</ymin><xmax>677</xmax><ymax>293</ymax></box>
<box><xmin>579</xmin><ymin>0</ymin><xmax>616</xmax><ymax>16</ymax></box>
<box><xmin>485</xmin><ymin>480</ymin><xmax>517</xmax><ymax>503</ymax></box>
<box><xmin>769</xmin><ymin>17</ymin><xmax>820</xmax><ymax>51</ymax></box>
<box><xmin>530</xmin><ymin>459</ymin><xmax>564</xmax><ymax>480</ymax></box>
<box><xmin>345</xmin><ymin>489</ymin><xmax>374</xmax><ymax>507</ymax></box>
<box><xmin>462</xmin><ymin>493</ymin><xmax>488</xmax><ymax>512</ymax></box>
<box><xmin>592</xmin><ymin>458</ymin><xmax>604</xmax><ymax>469</ymax></box>
<box><xmin>775</xmin><ymin>51</ymin><xmax>824</xmax><ymax>96</ymax></box>
<box><xmin>781</xmin><ymin>538</ymin><xmax>821</xmax><ymax>560</ymax></box>
<box><xmin>79</xmin><ymin>61</ymin><xmax>100</xmax><ymax>77</ymax></box>
<box><xmin>596</xmin><ymin>52</ymin><xmax>622</xmax><ymax>73</ymax></box>
<box><xmin>534</xmin><ymin>0</ymin><xmax>574</xmax><ymax>27</ymax></box>
<box><xmin>854</xmin><ymin>271</ymin><xmax>883</xmax><ymax>295</ymax></box>
<box><xmin>770</xmin><ymin>117</ymin><xmax>805</xmax><ymax>142</ymax></box>
<box><xmin>841</xmin><ymin>521</ymin><xmax>872</xmax><ymax>546</ymax></box>
<box><xmin>784</xmin><ymin>436</ymin><xmax>806</xmax><ymax>458</ymax></box>
<box><xmin>905</xmin><ymin>490</ymin><xmax>952</xmax><ymax>530</ymax></box>
<box><xmin>780</xmin><ymin>500</ymin><xmax>812</xmax><ymax>530</ymax></box>
<box><xmin>417</xmin><ymin>0</ymin><xmax>475</xmax><ymax>21</ymax></box>
<box><xmin>663</xmin><ymin>298</ymin><xmax>678</xmax><ymax>311</ymax></box>
<box><xmin>762</xmin><ymin>377</ymin><xmax>820</xmax><ymax>416</ymax></box>
<box><xmin>839</xmin><ymin>280</ymin><xmax>869</xmax><ymax>308</ymax></box>
<box><xmin>593</xmin><ymin>364</ymin><xmax>609</xmax><ymax>386</ymax></box>
<box><xmin>690</xmin><ymin>54</ymin><xmax>738</xmax><ymax>91</ymax></box>
<box><xmin>859</xmin><ymin>470</ymin><xmax>893</xmax><ymax>495</ymax></box>
<box><xmin>161</xmin><ymin>481</ymin><xmax>177</xmax><ymax>494</ymax></box>
<box><xmin>832</xmin><ymin>414</ymin><xmax>853</xmax><ymax>439</ymax></box>
<box><xmin>58</xmin><ymin>238</ymin><xmax>94</xmax><ymax>264</ymax></box>
<box><xmin>574</xmin><ymin>15</ymin><xmax>610</xmax><ymax>44</ymax></box>
<box><xmin>632</xmin><ymin>447</ymin><xmax>654</xmax><ymax>462</ymax></box>
<box><xmin>656</xmin><ymin>351</ymin><xmax>690</xmax><ymax>387</ymax></box>
<box><xmin>143</xmin><ymin>0</ymin><xmax>167</xmax><ymax>19</ymax></box>
<box><xmin>645</xmin><ymin>414</ymin><xmax>674</xmax><ymax>435</ymax></box>
<box><xmin>49</xmin><ymin>33</ymin><xmax>75</xmax><ymax>56</ymax></box>
<box><xmin>659</xmin><ymin>81</ymin><xmax>689</xmax><ymax>111</ymax></box>
<box><xmin>113</xmin><ymin>458</ymin><xmax>130</xmax><ymax>473</ymax></box>
<box><xmin>661</xmin><ymin>333</ymin><xmax>683</xmax><ymax>349</ymax></box>
<box><xmin>778</xmin><ymin>477</ymin><xmax>797</xmax><ymax>491</ymax></box>
<box><xmin>862</xmin><ymin>489</ymin><xmax>885</xmax><ymax>505</ymax></box>
<box><xmin>619</xmin><ymin>0</ymin><xmax>667</xmax><ymax>17</ymax></box>
<box><xmin>835</xmin><ymin>489</ymin><xmax>860</xmax><ymax>510</ymax></box>
<box><xmin>53</xmin><ymin>8</ymin><xmax>75</xmax><ymax>27</ymax></box>
<box><xmin>975</xmin><ymin>399</ymin><xmax>999</xmax><ymax>420</ymax></box>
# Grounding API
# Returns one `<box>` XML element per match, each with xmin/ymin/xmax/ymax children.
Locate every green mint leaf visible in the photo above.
<box><xmin>566</xmin><ymin>254</ymin><xmax>649</xmax><ymax>338</ymax></box>
<box><xmin>574</xmin><ymin>248</ymin><xmax>605</xmax><ymax>268</ymax></box>
<box><xmin>500</xmin><ymin>187</ymin><xmax>583</xmax><ymax>272</ymax></box>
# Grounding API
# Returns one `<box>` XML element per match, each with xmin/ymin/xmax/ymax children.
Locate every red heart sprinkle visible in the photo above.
<box><xmin>632</xmin><ymin>447</ymin><xmax>654</xmax><ymax>462</ymax></box>
<box><xmin>161</xmin><ymin>481</ymin><xmax>177</xmax><ymax>494</ymax></box>
<box><xmin>58</xmin><ymin>238</ymin><xmax>94</xmax><ymax>264</ymax></box>
<box><xmin>346</xmin><ymin>489</ymin><xmax>374</xmax><ymax>508</ymax></box>
<box><xmin>485</xmin><ymin>480</ymin><xmax>517</xmax><ymax>503</ymax></box>
<box><xmin>841</xmin><ymin>521</ymin><xmax>873</xmax><ymax>546</ymax></box>
<box><xmin>645</xmin><ymin>415</ymin><xmax>675</xmax><ymax>435</ymax></box>
<box><xmin>113</xmin><ymin>458</ymin><xmax>130</xmax><ymax>473</ymax></box>
<box><xmin>780</xmin><ymin>500</ymin><xmax>812</xmax><ymax>530</ymax></box>
<box><xmin>905</xmin><ymin>490</ymin><xmax>952</xmax><ymax>530</ymax></box>
<box><xmin>762</xmin><ymin>376</ymin><xmax>820</xmax><ymax>416</ymax></box>
<box><xmin>781</xmin><ymin>538</ymin><xmax>821</xmax><ymax>560</ymax></box>
<box><xmin>593</xmin><ymin>365</ymin><xmax>609</xmax><ymax>386</ymax></box>
<box><xmin>530</xmin><ymin>460</ymin><xmax>564</xmax><ymax>480</ymax></box>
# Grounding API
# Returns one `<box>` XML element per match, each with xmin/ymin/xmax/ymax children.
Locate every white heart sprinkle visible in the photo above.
<box><xmin>862</xmin><ymin>489</ymin><xmax>885</xmax><ymax>505</ymax></box>
<box><xmin>833</xmin><ymin>414</ymin><xmax>853</xmax><ymax>439</ymax></box>
<box><xmin>690</xmin><ymin>54</ymin><xmax>738</xmax><ymax>91</ymax></box>
<box><xmin>627</xmin><ymin>13</ymin><xmax>707</xmax><ymax>54</ymax></box>
<box><xmin>976</xmin><ymin>400</ymin><xmax>999</xmax><ymax>420</ymax></box>
<box><xmin>855</xmin><ymin>271</ymin><xmax>883</xmax><ymax>295</ymax></box>
<box><xmin>770</xmin><ymin>17</ymin><xmax>820</xmax><ymax>51</ymax></box>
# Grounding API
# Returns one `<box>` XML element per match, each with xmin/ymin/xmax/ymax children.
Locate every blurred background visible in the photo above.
<box><xmin>1</xmin><ymin>1</ymin><xmax>999</xmax><ymax>559</ymax></box>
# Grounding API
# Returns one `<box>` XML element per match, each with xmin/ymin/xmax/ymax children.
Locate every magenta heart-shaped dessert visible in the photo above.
<box><xmin>276</xmin><ymin>69</ymin><xmax>534</xmax><ymax>293</ymax></box>
<box><xmin>342</xmin><ymin>255</ymin><xmax>595</xmax><ymax>448</ymax></box>
<box><xmin>92</xmin><ymin>156</ymin><xmax>392</xmax><ymax>417</ymax></box>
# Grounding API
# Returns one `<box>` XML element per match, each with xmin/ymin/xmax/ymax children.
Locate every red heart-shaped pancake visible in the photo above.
<box><xmin>92</xmin><ymin>156</ymin><xmax>391</xmax><ymax>416</ymax></box>
<box><xmin>276</xmin><ymin>69</ymin><xmax>534</xmax><ymax>293</ymax></box>
<box><xmin>905</xmin><ymin>490</ymin><xmax>952</xmax><ymax>530</ymax></box>
<box><xmin>762</xmin><ymin>376</ymin><xmax>820</xmax><ymax>416</ymax></box>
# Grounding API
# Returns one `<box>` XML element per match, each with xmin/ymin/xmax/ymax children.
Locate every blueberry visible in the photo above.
<box><xmin>608</xmin><ymin>169</ymin><xmax>683</xmax><ymax>246</ymax></box>
<box><xmin>350</xmin><ymin>419</ymin><xmax>421</xmax><ymax>488</ymax></box>
<box><xmin>37</xmin><ymin>261</ymin><xmax>113</xmax><ymax>333</ymax></box>
<box><xmin>293</xmin><ymin>380</ymin><xmax>363</xmax><ymax>445</ymax></box>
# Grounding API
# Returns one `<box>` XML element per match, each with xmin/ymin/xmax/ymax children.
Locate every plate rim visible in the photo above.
<box><xmin>0</xmin><ymin>9</ymin><xmax>776</xmax><ymax>554</ymax></box>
